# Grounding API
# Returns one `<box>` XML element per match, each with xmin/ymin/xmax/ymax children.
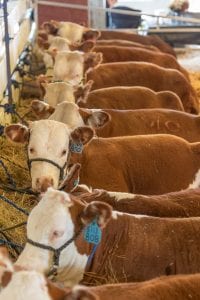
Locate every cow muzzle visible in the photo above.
<box><xmin>35</xmin><ymin>177</ymin><xmax>54</xmax><ymax>193</ymax></box>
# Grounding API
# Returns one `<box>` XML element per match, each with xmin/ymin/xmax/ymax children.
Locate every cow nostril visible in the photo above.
<box><xmin>36</xmin><ymin>178</ymin><xmax>40</xmax><ymax>185</ymax></box>
<box><xmin>50</xmin><ymin>178</ymin><xmax>54</xmax><ymax>186</ymax></box>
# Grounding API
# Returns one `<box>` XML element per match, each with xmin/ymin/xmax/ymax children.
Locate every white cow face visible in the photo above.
<box><xmin>28</xmin><ymin>120</ymin><xmax>70</xmax><ymax>191</ymax></box>
<box><xmin>5</xmin><ymin>120</ymin><xmax>94</xmax><ymax>192</ymax></box>
<box><xmin>53</xmin><ymin>50</ymin><xmax>85</xmax><ymax>85</ymax></box>
<box><xmin>44</xmin><ymin>82</ymin><xmax>76</xmax><ymax>106</ymax></box>
<box><xmin>16</xmin><ymin>189</ymin><xmax>74</xmax><ymax>273</ymax></box>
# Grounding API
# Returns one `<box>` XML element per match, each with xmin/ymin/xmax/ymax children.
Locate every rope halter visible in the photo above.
<box><xmin>26</xmin><ymin>226</ymin><xmax>83</xmax><ymax>278</ymax></box>
<box><xmin>27</xmin><ymin>158</ymin><xmax>67</xmax><ymax>181</ymax></box>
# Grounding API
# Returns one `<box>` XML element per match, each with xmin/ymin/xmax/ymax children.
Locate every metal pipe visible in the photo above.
<box><xmin>2</xmin><ymin>0</ymin><xmax>12</xmax><ymax>104</ymax></box>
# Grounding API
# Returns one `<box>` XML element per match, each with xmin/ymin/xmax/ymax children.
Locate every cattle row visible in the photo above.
<box><xmin>1</xmin><ymin>20</ymin><xmax>200</xmax><ymax>299</ymax></box>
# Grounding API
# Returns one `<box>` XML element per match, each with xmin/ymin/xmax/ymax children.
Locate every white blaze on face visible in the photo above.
<box><xmin>0</xmin><ymin>271</ymin><xmax>51</xmax><ymax>300</ymax></box>
<box><xmin>49</xmin><ymin>102</ymin><xmax>84</xmax><ymax>129</ymax></box>
<box><xmin>53</xmin><ymin>50</ymin><xmax>84</xmax><ymax>85</ymax></box>
<box><xmin>28</xmin><ymin>120</ymin><xmax>71</xmax><ymax>191</ymax></box>
<box><xmin>58</xmin><ymin>22</ymin><xmax>85</xmax><ymax>44</ymax></box>
<box><xmin>44</xmin><ymin>82</ymin><xmax>76</xmax><ymax>107</ymax></box>
<box><xmin>16</xmin><ymin>188</ymin><xmax>88</xmax><ymax>287</ymax></box>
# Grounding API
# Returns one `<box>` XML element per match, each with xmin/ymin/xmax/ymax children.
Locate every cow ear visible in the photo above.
<box><xmin>81</xmin><ymin>201</ymin><xmax>113</xmax><ymax>229</ymax></box>
<box><xmin>37</xmin><ymin>74</ymin><xmax>49</xmax><ymax>87</ymax></box>
<box><xmin>83</xmin><ymin>29</ymin><xmax>101</xmax><ymax>41</ymax></box>
<box><xmin>84</xmin><ymin>52</ymin><xmax>102</xmax><ymax>71</ymax></box>
<box><xmin>1</xmin><ymin>271</ymin><xmax>13</xmax><ymax>288</ymax></box>
<box><xmin>78</xmin><ymin>41</ymin><xmax>95</xmax><ymax>53</ymax></box>
<box><xmin>75</xmin><ymin>80</ymin><xmax>93</xmax><ymax>104</ymax></box>
<box><xmin>4</xmin><ymin>124</ymin><xmax>29</xmax><ymax>144</ymax></box>
<box><xmin>59</xmin><ymin>163</ymin><xmax>81</xmax><ymax>192</ymax></box>
<box><xmin>64</xmin><ymin>287</ymin><xmax>98</xmax><ymax>300</ymax></box>
<box><xmin>87</xmin><ymin>110</ymin><xmax>110</xmax><ymax>129</ymax></box>
<box><xmin>70</xmin><ymin>126</ymin><xmax>94</xmax><ymax>146</ymax></box>
<box><xmin>31</xmin><ymin>100</ymin><xmax>55</xmax><ymax>119</ymax></box>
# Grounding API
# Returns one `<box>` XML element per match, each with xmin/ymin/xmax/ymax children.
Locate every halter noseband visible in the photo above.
<box><xmin>27</xmin><ymin>158</ymin><xmax>67</xmax><ymax>181</ymax></box>
<box><xmin>27</xmin><ymin>226</ymin><xmax>83</xmax><ymax>277</ymax></box>
<box><xmin>27</xmin><ymin>142</ymin><xmax>83</xmax><ymax>183</ymax></box>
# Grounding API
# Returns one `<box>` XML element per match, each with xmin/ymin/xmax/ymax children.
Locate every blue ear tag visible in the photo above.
<box><xmin>70</xmin><ymin>142</ymin><xmax>83</xmax><ymax>154</ymax></box>
<box><xmin>84</xmin><ymin>220</ymin><xmax>102</xmax><ymax>245</ymax></box>
<box><xmin>73</xmin><ymin>178</ymin><xmax>79</xmax><ymax>187</ymax></box>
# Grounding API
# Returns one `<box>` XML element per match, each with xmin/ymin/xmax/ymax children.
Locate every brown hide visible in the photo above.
<box><xmin>80</xmin><ymin>87</ymin><xmax>184</xmax><ymax>111</ymax></box>
<box><xmin>89</xmin><ymin>274</ymin><xmax>200</xmax><ymax>300</ymax></box>
<box><xmin>86</xmin><ymin>62</ymin><xmax>199</xmax><ymax>114</ymax></box>
<box><xmin>99</xmin><ymin>30</ymin><xmax>176</xmax><ymax>57</ymax></box>
<box><xmin>78</xmin><ymin>213</ymin><xmax>200</xmax><ymax>284</ymax></box>
<box><xmin>69</xmin><ymin>134</ymin><xmax>200</xmax><ymax>194</ymax></box>
<box><xmin>94</xmin><ymin>109</ymin><xmax>200</xmax><ymax>141</ymax></box>
<box><xmin>76</xmin><ymin>188</ymin><xmax>200</xmax><ymax>218</ymax></box>
<box><xmin>93</xmin><ymin>45</ymin><xmax>189</xmax><ymax>81</ymax></box>
<box><xmin>96</xmin><ymin>39</ymin><xmax>160</xmax><ymax>52</ymax></box>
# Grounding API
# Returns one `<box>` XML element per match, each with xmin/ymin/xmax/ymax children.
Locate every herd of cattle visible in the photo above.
<box><xmin>2</xmin><ymin>20</ymin><xmax>200</xmax><ymax>299</ymax></box>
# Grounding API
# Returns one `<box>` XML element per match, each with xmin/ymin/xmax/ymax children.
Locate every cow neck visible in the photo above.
<box><xmin>54</xmin><ymin>199</ymin><xmax>94</xmax><ymax>286</ymax></box>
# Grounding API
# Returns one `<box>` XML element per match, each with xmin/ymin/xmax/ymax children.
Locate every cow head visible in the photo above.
<box><xmin>31</xmin><ymin>102</ymin><xmax>110</xmax><ymax>131</ymax></box>
<box><xmin>38</xmin><ymin>80</ymin><xmax>93</xmax><ymax>107</ymax></box>
<box><xmin>16</xmin><ymin>188</ymin><xmax>112</xmax><ymax>286</ymax></box>
<box><xmin>4</xmin><ymin>120</ymin><xmax>94</xmax><ymax>192</ymax></box>
<box><xmin>50</xmin><ymin>50</ymin><xmax>85</xmax><ymax>85</ymax></box>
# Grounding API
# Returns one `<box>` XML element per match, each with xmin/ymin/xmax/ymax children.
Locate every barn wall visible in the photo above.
<box><xmin>38</xmin><ymin>0</ymin><xmax>88</xmax><ymax>26</ymax></box>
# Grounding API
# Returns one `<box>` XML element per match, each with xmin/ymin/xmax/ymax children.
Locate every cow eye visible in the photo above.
<box><xmin>52</xmin><ymin>230</ymin><xmax>64</xmax><ymax>238</ymax></box>
<box><xmin>29</xmin><ymin>147</ymin><xmax>35</xmax><ymax>154</ymax></box>
<box><xmin>61</xmin><ymin>149</ymin><xmax>67</xmax><ymax>156</ymax></box>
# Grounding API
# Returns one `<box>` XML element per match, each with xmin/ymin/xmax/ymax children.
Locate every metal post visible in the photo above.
<box><xmin>3</xmin><ymin>0</ymin><xmax>13</xmax><ymax>104</ymax></box>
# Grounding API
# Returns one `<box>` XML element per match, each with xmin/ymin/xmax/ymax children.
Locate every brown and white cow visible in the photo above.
<box><xmin>86</xmin><ymin>62</ymin><xmax>199</xmax><ymax>114</ymax></box>
<box><xmin>35</xmin><ymin>80</ymin><xmax>93</xmax><ymax>108</ymax></box>
<box><xmin>31</xmin><ymin>102</ymin><xmax>200</xmax><ymax>142</ymax></box>
<box><xmin>39</xmin><ymin>37</ymin><xmax>95</xmax><ymax>71</ymax></box>
<box><xmin>0</xmin><ymin>248</ymin><xmax>95</xmax><ymax>300</ymax></box>
<box><xmin>99</xmin><ymin>30</ymin><xmax>176</xmax><ymax>57</ymax></box>
<box><xmin>31</xmin><ymin>102</ymin><xmax>110</xmax><ymax>131</ymax></box>
<box><xmin>80</xmin><ymin>86</ymin><xmax>184</xmax><ymax>111</ymax></box>
<box><xmin>16</xmin><ymin>188</ymin><xmax>200</xmax><ymax>286</ymax></box>
<box><xmin>5</xmin><ymin>122</ymin><xmax>200</xmax><ymax>194</ymax></box>
<box><xmin>93</xmin><ymin>45</ymin><xmax>189</xmax><ymax>80</ymax></box>
<box><xmin>38</xmin><ymin>35</ymin><xmax>95</xmax><ymax>53</ymax></box>
<box><xmin>88</xmin><ymin>274</ymin><xmax>200</xmax><ymax>300</ymax></box>
<box><xmin>92</xmin><ymin>108</ymin><xmax>200</xmax><ymax>141</ymax></box>
<box><xmin>71</xmin><ymin>186</ymin><xmax>200</xmax><ymax>218</ymax></box>
<box><xmin>42</xmin><ymin>21</ymin><xmax>100</xmax><ymax>44</ymax></box>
